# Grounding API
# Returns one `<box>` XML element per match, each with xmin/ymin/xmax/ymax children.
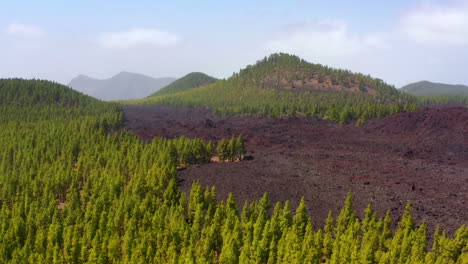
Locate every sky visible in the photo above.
<box><xmin>1</xmin><ymin>0</ymin><xmax>468</xmax><ymax>87</ymax></box>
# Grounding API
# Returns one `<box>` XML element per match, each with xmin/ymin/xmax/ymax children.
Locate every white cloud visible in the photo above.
<box><xmin>6</xmin><ymin>22</ymin><xmax>44</xmax><ymax>38</ymax></box>
<box><xmin>265</xmin><ymin>20</ymin><xmax>388</xmax><ymax>57</ymax></box>
<box><xmin>363</xmin><ymin>33</ymin><xmax>391</xmax><ymax>50</ymax></box>
<box><xmin>401</xmin><ymin>2</ymin><xmax>468</xmax><ymax>45</ymax></box>
<box><xmin>98</xmin><ymin>28</ymin><xmax>180</xmax><ymax>49</ymax></box>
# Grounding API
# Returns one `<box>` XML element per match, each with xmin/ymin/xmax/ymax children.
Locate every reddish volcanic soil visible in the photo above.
<box><xmin>123</xmin><ymin>105</ymin><xmax>468</xmax><ymax>233</ymax></box>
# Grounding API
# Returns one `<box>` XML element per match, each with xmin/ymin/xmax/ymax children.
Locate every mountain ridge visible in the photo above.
<box><xmin>401</xmin><ymin>80</ymin><xmax>468</xmax><ymax>96</ymax></box>
<box><xmin>68</xmin><ymin>71</ymin><xmax>176</xmax><ymax>101</ymax></box>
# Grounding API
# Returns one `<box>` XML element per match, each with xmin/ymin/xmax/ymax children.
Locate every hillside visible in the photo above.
<box><xmin>68</xmin><ymin>71</ymin><xmax>175</xmax><ymax>101</ymax></box>
<box><xmin>129</xmin><ymin>53</ymin><xmax>417</xmax><ymax>123</ymax></box>
<box><xmin>0</xmin><ymin>78</ymin><xmax>120</xmax><ymax>123</ymax></box>
<box><xmin>0</xmin><ymin>78</ymin><xmax>101</xmax><ymax>107</ymax></box>
<box><xmin>242</xmin><ymin>54</ymin><xmax>383</xmax><ymax>95</ymax></box>
<box><xmin>402</xmin><ymin>80</ymin><xmax>468</xmax><ymax>96</ymax></box>
<box><xmin>149</xmin><ymin>72</ymin><xmax>217</xmax><ymax>97</ymax></box>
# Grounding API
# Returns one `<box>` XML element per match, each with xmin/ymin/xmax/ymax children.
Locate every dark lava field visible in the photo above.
<box><xmin>123</xmin><ymin>105</ymin><xmax>468</xmax><ymax>233</ymax></box>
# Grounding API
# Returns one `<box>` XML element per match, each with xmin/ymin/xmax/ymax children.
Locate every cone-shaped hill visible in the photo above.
<box><xmin>239</xmin><ymin>53</ymin><xmax>394</xmax><ymax>98</ymax></box>
<box><xmin>149</xmin><ymin>72</ymin><xmax>218</xmax><ymax>97</ymax></box>
<box><xmin>128</xmin><ymin>53</ymin><xmax>418</xmax><ymax>123</ymax></box>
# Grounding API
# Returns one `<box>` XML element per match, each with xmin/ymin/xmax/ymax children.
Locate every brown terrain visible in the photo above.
<box><xmin>255</xmin><ymin>66</ymin><xmax>379</xmax><ymax>95</ymax></box>
<box><xmin>123</xmin><ymin>105</ymin><xmax>468</xmax><ymax>234</ymax></box>
<box><xmin>261</xmin><ymin>76</ymin><xmax>375</xmax><ymax>94</ymax></box>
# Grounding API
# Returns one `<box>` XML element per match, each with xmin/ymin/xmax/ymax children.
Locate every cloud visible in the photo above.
<box><xmin>98</xmin><ymin>28</ymin><xmax>180</xmax><ymax>49</ymax></box>
<box><xmin>265</xmin><ymin>20</ymin><xmax>388</xmax><ymax>57</ymax></box>
<box><xmin>6</xmin><ymin>22</ymin><xmax>44</xmax><ymax>38</ymax></box>
<box><xmin>401</xmin><ymin>2</ymin><xmax>468</xmax><ymax>45</ymax></box>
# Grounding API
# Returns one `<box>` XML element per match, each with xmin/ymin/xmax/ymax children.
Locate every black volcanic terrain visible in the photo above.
<box><xmin>123</xmin><ymin>105</ymin><xmax>468</xmax><ymax>234</ymax></box>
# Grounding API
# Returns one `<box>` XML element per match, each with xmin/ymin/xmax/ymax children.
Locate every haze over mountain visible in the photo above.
<box><xmin>68</xmin><ymin>72</ymin><xmax>175</xmax><ymax>101</ymax></box>
<box><xmin>401</xmin><ymin>81</ymin><xmax>468</xmax><ymax>96</ymax></box>
<box><xmin>149</xmin><ymin>72</ymin><xmax>218</xmax><ymax>97</ymax></box>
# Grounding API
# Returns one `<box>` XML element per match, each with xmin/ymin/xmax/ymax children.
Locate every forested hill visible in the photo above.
<box><xmin>237</xmin><ymin>53</ymin><xmax>403</xmax><ymax>101</ymax></box>
<box><xmin>401</xmin><ymin>80</ymin><xmax>468</xmax><ymax>96</ymax></box>
<box><xmin>0</xmin><ymin>78</ymin><xmax>121</xmax><ymax>123</ymax></box>
<box><xmin>149</xmin><ymin>72</ymin><xmax>218</xmax><ymax>97</ymax></box>
<box><xmin>129</xmin><ymin>53</ymin><xmax>417</xmax><ymax>123</ymax></box>
<box><xmin>0</xmin><ymin>78</ymin><xmax>101</xmax><ymax>107</ymax></box>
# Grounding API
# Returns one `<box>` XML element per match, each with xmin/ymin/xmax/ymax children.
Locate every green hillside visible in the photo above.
<box><xmin>130</xmin><ymin>53</ymin><xmax>418</xmax><ymax>124</ymax></box>
<box><xmin>149</xmin><ymin>72</ymin><xmax>218</xmax><ymax>97</ymax></box>
<box><xmin>402</xmin><ymin>80</ymin><xmax>468</xmax><ymax>96</ymax></box>
<box><xmin>0</xmin><ymin>78</ymin><xmax>120</xmax><ymax>123</ymax></box>
<box><xmin>401</xmin><ymin>81</ymin><xmax>468</xmax><ymax>105</ymax></box>
<box><xmin>0</xmin><ymin>78</ymin><xmax>101</xmax><ymax>107</ymax></box>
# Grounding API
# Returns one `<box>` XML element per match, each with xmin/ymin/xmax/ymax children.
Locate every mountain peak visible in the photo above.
<box><xmin>149</xmin><ymin>72</ymin><xmax>218</xmax><ymax>97</ymax></box>
<box><xmin>113</xmin><ymin>71</ymin><xmax>141</xmax><ymax>79</ymax></box>
<box><xmin>75</xmin><ymin>74</ymin><xmax>93</xmax><ymax>80</ymax></box>
<box><xmin>115</xmin><ymin>71</ymin><xmax>133</xmax><ymax>76</ymax></box>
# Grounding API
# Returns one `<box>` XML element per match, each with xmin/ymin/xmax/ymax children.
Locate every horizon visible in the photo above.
<box><xmin>2</xmin><ymin>0</ymin><xmax>468</xmax><ymax>87</ymax></box>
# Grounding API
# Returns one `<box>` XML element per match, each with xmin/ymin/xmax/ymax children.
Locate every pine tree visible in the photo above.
<box><xmin>217</xmin><ymin>139</ymin><xmax>229</xmax><ymax>162</ymax></box>
<box><xmin>236</xmin><ymin>135</ymin><xmax>246</xmax><ymax>160</ymax></box>
<box><xmin>292</xmin><ymin>197</ymin><xmax>310</xmax><ymax>239</ymax></box>
<box><xmin>227</xmin><ymin>136</ymin><xmax>237</xmax><ymax>162</ymax></box>
<box><xmin>336</xmin><ymin>191</ymin><xmax>355</xmax><ymax>235</ymax></box>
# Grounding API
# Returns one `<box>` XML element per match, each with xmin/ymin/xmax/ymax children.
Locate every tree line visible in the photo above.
<box><xmin>169</xmin><ymin>135</ymin><xmax>246</xmax><ymax>167</ymax></box>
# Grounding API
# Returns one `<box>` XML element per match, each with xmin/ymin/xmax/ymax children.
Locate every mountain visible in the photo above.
<box><xmin>68</xmin><ymin>71</ymin><xmax>176</xmax><ymax>101</ymax></box>
<box><xmin>149</xmin><ymin>72</ymin><xmax>218</xmax><ymax>97</ymax></box>
<box><xmin>130</xmin><ymin>53</ymin><xmax>417</xmax><ymax>123</ymax></box>
<box><xmin>401</xmin><ymin>81</ymin><xmax>468</xmax><ymax>96</ymax></box>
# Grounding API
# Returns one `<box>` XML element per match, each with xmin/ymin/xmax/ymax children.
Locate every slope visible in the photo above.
<box><xmin>0</xmin><ymin>78</ymin><xmax>120</xmax><ymax>123</ymax></box>
<box><xmin>402</xmin><ymin>80</ymin><xmax>468</xmax><ymax>96</ymax></box>
<box><xmin>0</xmin><ymin>78</ymin><xmax>101</xmax><ymax>107</ymax></box>
<box><xmin>68</xmin><ymin>71</ymin><xmax>175</xmax><ymax>101</ymax></box>
<box><xmin>130</xmin><ymin>53</ymin><xmax>418</xmax><ymax>123</ymax></box>
<box><xmin>149</xmin><ymin>72</ymin><xmax>217</xmax><ymax>97</ymax></box>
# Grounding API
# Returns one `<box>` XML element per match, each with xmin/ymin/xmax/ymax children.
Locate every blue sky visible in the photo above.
<box><xmin>1</xmin><ymin>0</ymin><xmax>468</xmax><ymax>87</ymax></box>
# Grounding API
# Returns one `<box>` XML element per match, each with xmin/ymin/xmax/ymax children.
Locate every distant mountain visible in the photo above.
<box><xmin>68</xmin><ymin>72</ymin><xmax>176</xmax><ymax>101</ymax></box>
<box><xmin>401</xmin><ymin>81</ymin><xmax>468</xmax><ymax>96</ymax></box>
<box><xmin>149</xmin><ymin>72</ymin><xmax>218</xmax><ymax>97</ymax></box>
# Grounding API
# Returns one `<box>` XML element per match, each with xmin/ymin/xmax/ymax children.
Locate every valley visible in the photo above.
<box><xmin>3</xmin><ymin>0</ymin><xmax>468</xmax><ymax>261</ymax></box>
